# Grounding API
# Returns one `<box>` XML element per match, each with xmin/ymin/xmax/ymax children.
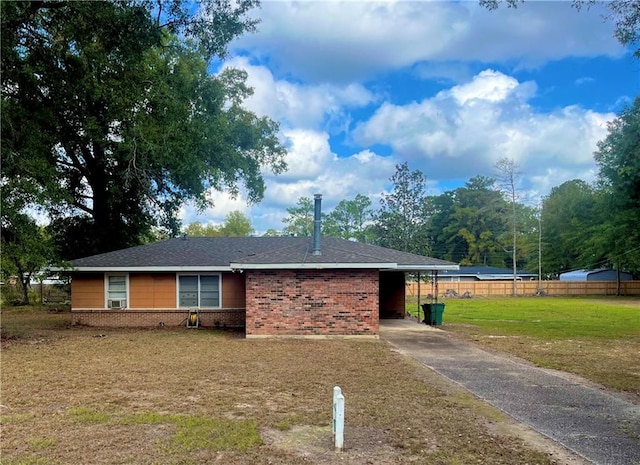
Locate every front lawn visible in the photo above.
<box><xmin>408</xmin><ymin>296</ymin><xmax>640</xmax><ymax>396</ymax></box>
<box><xmin>0</xmin><ymin>306</ymin><xmax>557</xmax><ymax>465</ymax></box>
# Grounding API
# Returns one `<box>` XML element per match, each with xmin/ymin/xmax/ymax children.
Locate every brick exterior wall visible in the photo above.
<box><xmin>245</xmin><ymin>269</ymin><xmax>379</xmax><ymax>337</ymax></box>
<box><xmin>71</xmin><ymin>309</ymin><xmax>245</xmax><ymax>329</ymax></box>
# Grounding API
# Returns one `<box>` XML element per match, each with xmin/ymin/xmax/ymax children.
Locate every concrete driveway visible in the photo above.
<box><xmin>380</xmin><ymin>319</ymin><xmax>640</xmax><ymax>465</ymax></box>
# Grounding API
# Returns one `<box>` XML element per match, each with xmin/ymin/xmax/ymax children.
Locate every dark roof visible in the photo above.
<box><xmin>439</xmin><ymin>266</ymin><xmax>537</xmax><ymax>277</ymax></box>
<box><xmin>69</xmin><ymin>236</ymin><xmax>458</xmax><ymax>271</ymax></box>
<box><xmin>559</xmin><ymin>269</ymin><xmax>634</xmax><ymax>281</ymax></box>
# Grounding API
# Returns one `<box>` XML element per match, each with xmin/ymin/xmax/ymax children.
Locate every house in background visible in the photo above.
<box><xmin>437</xmin><ymin>266</ymin><xmax>537</xmax><ymax>282</ymax></box>
<box><xmin>559</xmin><ymin>269</ymin><xmax>634</xmax><ymax>282</ymax></box>
<box><xmin>66</xmin><ymin>196</ymin><xmax>458</xmax><ymax>338</ymax></box>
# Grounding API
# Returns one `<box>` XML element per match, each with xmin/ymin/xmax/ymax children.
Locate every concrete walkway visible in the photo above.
<box><xmin>380</xmin><ymin>319</ymin><xmax>640</xmax><ymax>465</ymax></box>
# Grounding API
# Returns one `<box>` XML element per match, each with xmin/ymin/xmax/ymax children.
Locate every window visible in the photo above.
<box><xmin>178</xmin><ymin>274</ymin><xmax>220</xmax><ymax>308</ymax></box>
<box><xmin>106</xmin><ymin>274</ymin><xmax>128</xmax><ymax>308</ymax></box>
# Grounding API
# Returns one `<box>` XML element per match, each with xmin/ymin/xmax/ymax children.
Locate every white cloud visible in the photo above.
<box><xmin>221</xmin><ymin>57</ymin><xmax>376</xmax><ymax>130</ymax></box>
<box><xmin>279</xmin><ymin>129</ymin><xmax>337</xmax><ymax>180</ymax></box>
<box><xmin>261</xmin><ymin>131</ymin><xmax>397</xmax><ymax>210</ymax></box>
<box><xmin>233</xmin><ymin>1</ymin><xmax>622</xmax><ymax>82</ymax></box>
<box><xmin>190</xmin><ymin>1</ymin><xmax>628</xmax><ymax>234</ymax></box>
<box><xmin>450</xmin><ymin>69</ymin><xmax>523</xmax><ymax>105</ymax></box>
<box><xmin>184</xmin><ymin>62</ymin><xmax>618</xmax><ymax>233</ymax></box>
<box><xmin>353</xmin><ymin>69</ymin><xmax>614</xmax><ymax>193</ymax></box>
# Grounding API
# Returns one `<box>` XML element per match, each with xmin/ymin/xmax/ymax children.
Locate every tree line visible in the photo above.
<box><xmin>270</xmin><ymin>98</ymin><xmax>639</xmax><ymax>280</ymax></box>
<box><xmin>198</xmin><ymin>96</ymin><xmax>639</xmax><ymax>282</ymax></box>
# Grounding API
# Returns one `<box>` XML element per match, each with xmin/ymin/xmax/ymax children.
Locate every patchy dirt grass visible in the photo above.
<box><xmin>446</xmin><ymin>329</ymin><xmax>640</xmax><ymax>398</ymax></box>
<box><xmin>420</xmin><ymin>296</ymin><xmax>640</xmax><ymax>398</ymax></box>
<box><xmin>0</xmin><ymin>307</ymin><xmax>566</xmax><ymax>465</ymax></box>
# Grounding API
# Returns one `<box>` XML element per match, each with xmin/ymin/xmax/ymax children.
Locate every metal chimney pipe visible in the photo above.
<box><xmin>312</xmin><ymin>194</ymin><xmax>322</xmax><ymax>255</ymax></box>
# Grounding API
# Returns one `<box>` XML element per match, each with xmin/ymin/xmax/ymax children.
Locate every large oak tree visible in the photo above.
<box><xmin>1</xmin><ymin>1</ymin><xmax>286</xmax><ymax>260</ymax></box>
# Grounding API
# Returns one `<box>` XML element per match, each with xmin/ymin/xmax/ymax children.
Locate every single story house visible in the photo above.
<box><xmin>67</xmin><ymin>201</ymin><xmax>458</xmax><ymax>338</ymax></box>
<box><xmin>559</xmin><ymin>269</ymin><xmax>634</xmax><ymax>282</ymax></box>
<box><xmin>437</xmin><ymin>266</ymin><xmax>537</xmax><ymax>282</ymax></box>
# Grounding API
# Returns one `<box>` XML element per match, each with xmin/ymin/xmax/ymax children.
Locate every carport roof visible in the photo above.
<box><xmin>67</xmin><ymin>236</ymin><xmax>458</xmax><ymax>272</ymax></box>
<box><xmin>438</xmin><ymin>266</ymin><xmax>537</xmax><ymax>280</ymax></box>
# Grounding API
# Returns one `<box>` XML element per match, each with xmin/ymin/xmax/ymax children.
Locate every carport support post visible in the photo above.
<box><xmin>434</xmin><ymin>270</ymin><xmax>438</xmax><ymax>303</ymax></box>
<box><xmin>333</xmin><ymin>386</ymin><xmax>344</xmax><ymax>452</ymax></box>
<box><xmin>417</xmin><ymin>272</ymin><xmax>421</xmax><ymax>321</ymax></box>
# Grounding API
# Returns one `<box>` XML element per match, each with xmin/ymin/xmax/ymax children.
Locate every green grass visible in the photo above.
<box><xmin>406</xmin><ymin>296</ymin><xmax>640</xmax><ymax>395</ymax></box>
<box><xmin>408</xmin><ymin>296</ymin><xmax>640</xmax><ymax>339</ymax></box>
<box><xmin>2</xmin><ymin>306</ymin><xmax>557</xmax><ymax>464</ymax></box>
<box><xmin>68</xmin><ymin>407</ymin><xmax>111</xmax><ymax>424</ymax></box>
<box><xmin>28</xmin><ymin>438</ymin><xmax>56</xmax><ymax>450</ymax></box>
<box><xmin>1</xmin><ymin>306</ymin><xmax>71</xmax><ymax>341</ymax></box>
<box><xmin>67</xmin><ymin>407</ymin><xmax>262</xmax><ymax>452</ymax></box>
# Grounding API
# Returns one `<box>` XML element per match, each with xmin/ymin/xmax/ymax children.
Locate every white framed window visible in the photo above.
<box><xmin>177</xmin><ymin>274</ymin><xmax>221</xmax><ymax>308</ymax></box>
<box><xmin>105</xmin><ymin>274</ymin><xmax>128</xmax><ymax>309</ymax></box>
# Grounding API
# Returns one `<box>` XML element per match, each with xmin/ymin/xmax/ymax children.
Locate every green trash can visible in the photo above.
<box><xmin>430</xmin><ymin>303</ymin><xmax>445</xmax><ymax>326</ymax></box>
<box><xmin>422</xmin><ymin>303</ymin><xmax>445</xmax><ymax>326</ymax></box>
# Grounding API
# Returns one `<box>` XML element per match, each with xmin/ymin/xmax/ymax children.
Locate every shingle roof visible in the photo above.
<box><xmin>70</xmin><ymin>236</ymin><xmax>458</xmax><ymax>271</ymax></box>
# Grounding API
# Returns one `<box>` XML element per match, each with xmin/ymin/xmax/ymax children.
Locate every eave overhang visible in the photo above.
<box><xmin>58</xmin><ymin>263</ymin><xmax>460</xmax><ymax>273</ymax></box>
<box><xmin>394</xmin><ymin>264</ymin><xmax>460</xmax><ymax>272</ymax></box>
<box><xmin>58</xmin><ymin>266</ymin><xmax>232</xmax><ymax>273</ymax></box>
<box><xmin>229</xmin><ymin>262</ymin><xmax>397</xmax><ymax>271</ymax></box>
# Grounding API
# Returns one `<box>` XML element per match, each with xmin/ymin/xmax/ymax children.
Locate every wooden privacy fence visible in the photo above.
<box><xmin>406</xmin><ymin>280</ymin><xmax>640</xmax><ymax>297</ymax></box>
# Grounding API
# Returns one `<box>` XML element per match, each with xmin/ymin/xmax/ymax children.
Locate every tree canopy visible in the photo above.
<box><xmin>183</xmin><ymin>211</ymin><xmax>254</xmax><ymax>237</ymax></box>
<box><xmin>0</xmin><ymin>211</ymin><xmax>54</xmax><ymax>304</ymax></box>
<box><xmin>1</xmin><ymin>1</ymin><xmax>286</xmax><ymax>260</ymax></box>
<box><xmin>323</xmin><ymin>194</ymin><xmax>374</xmax><ymax>242</ymax></box>
<box><xmin>373</xmin><ymin>163</ymin><xmax>432</xmax><ymax>255</ymax></box>
<box><xmin>541</xmin><ymin>180</ymin><xmax>599</xmax><ymax>276</ymax></box>
<box><xmin>431</xmin><ymin>176</ymin><xmax>508</xmax><ymax>266</ymax></box>
<box><xmin>592</xmin><ymin>97</ymin><xmax>640</xmax><ymax>273</ymax></box>
<box><xmin>282</xmin><ymin>197</ymin><xmax>317</xmax><ymax>237</ymax></box>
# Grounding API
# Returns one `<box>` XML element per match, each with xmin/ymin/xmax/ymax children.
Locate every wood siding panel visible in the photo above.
<box><xmin>130</xmin><ymin>274</ymin><xmax>176</xmax><ymax>308</ymax></box>
<box><xmin>72</xmin><ymin>274</ymin><xmax>104</xmax><ymax>308</ymax></box>
<box><xmin>222</xmin><ymin>272</ymin><xmax>245</xmax><ymax>308</ymax></box>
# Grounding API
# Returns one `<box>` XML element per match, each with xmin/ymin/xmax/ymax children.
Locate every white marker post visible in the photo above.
<box><xmin>333</xmin><ymin>386</ymin><xmax>345</xmax><ymax>452</ymax></box>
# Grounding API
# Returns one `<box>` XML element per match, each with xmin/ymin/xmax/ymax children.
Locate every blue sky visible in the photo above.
<box><xmin>180</xmin><ymin>0</ymin><xmax>639</xmax><ymax>234</ymax></box>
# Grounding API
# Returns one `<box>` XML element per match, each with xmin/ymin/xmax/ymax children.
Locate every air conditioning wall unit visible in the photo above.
<box><xmin>108</xmin><ymin>299</ymin><xmax>126</xmax><ymax>309</ymax></box>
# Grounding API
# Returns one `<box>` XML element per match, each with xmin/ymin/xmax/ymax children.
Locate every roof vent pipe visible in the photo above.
<box><xmin>312</xmin><ymin>194</ymin><xmax>322</xmax><ymax>256</ymax></box>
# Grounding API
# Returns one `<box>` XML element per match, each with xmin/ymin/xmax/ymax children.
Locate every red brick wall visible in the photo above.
<box><xmin>245</xmin><ymin>269</ymin><xmax>379</xmax><ymax>337</ymax></box>
<box><xmin>71</xmin><ymin>309</ymin><xmax>244</xmax><ymax>328</ymax></box>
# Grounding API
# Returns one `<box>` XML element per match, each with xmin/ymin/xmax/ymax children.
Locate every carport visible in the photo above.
<box><xmin>379</xmin><ymin>268</ymin><xmax>452</xmax><ymax>321</ymax></box>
